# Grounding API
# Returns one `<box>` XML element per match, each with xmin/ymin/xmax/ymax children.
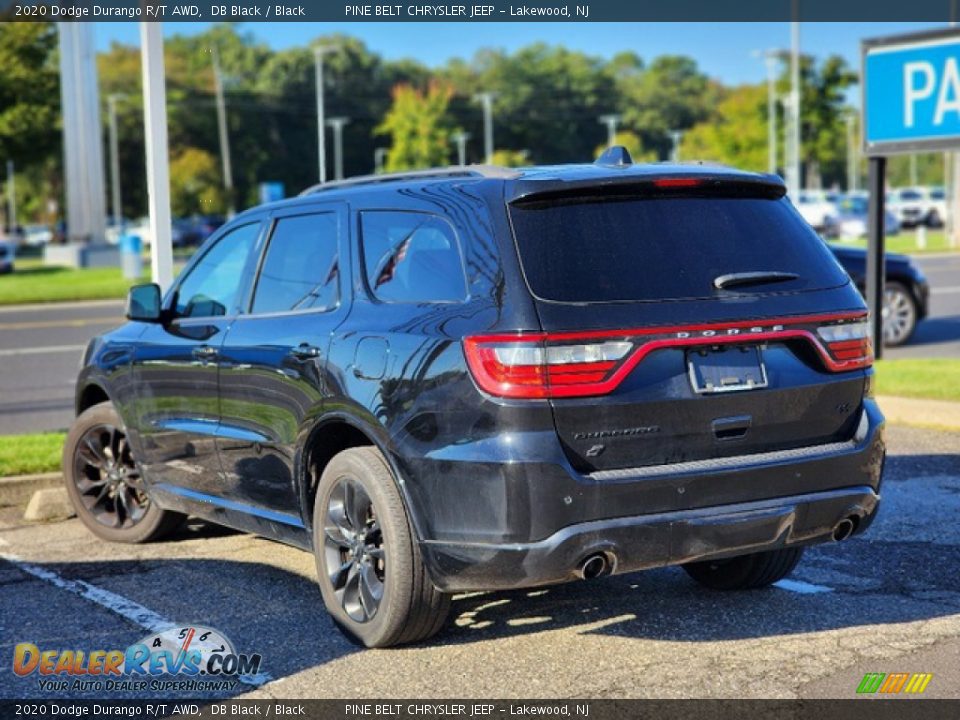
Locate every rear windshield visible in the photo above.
<box><xmin>509</xmin><ymin>194</ymin><xmax>849</xmax><ymax>303</ymax></box>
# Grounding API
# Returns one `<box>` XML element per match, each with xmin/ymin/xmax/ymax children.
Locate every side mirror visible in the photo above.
<box><xmin>126</xmin><ymin>283</ymin><xmax>163</xmax><ymax>322</ymax></box>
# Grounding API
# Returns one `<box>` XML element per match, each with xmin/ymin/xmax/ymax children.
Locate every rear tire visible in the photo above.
<box><xmin>63</xmin><ymin>401</ymin><xmax>185</xmax><ymax>543</ymax></box>
<box><xmin>312</xmin><ymin>447</ymin><xmax>450</xmax><ymax>648</ymax></box>
<box><xmin>683</xmin><ymin>547</ymin><xmax>804</xmax><ymax>590</ymax></box>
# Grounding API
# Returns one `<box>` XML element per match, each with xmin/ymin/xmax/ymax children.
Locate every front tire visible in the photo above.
<box><xmin>313</xmin><ymin>447</ymin><xmax>450</xmax><ymax>648</ymax></box>
<box><xmin>63</xmin><ymin>401</ymin><xmax>185</xmax><ymax>543</ymax></box>
<box><xmin>683</xmin><ymin>547</ymin><xmax>804</xmax><ymax>590</ymax></box>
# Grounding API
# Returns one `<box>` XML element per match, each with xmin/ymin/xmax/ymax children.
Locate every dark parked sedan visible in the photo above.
<box><xmin>828</xmin><ymin>244</ymin><xmax>930</xmax><ymax>346</ymax></box>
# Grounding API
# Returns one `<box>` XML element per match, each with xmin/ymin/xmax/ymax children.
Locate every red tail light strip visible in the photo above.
<box><xmin>464</xmin><ymin>311</ymin><xmax>872</xmax><ymax>399</ymax></box>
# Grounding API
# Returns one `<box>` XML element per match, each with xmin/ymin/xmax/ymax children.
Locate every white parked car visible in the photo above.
<box><xmin>886</xmin><ymin>187</ymin><xmax>936</xmax><ymax>228</ymax></box>
<box><xmin>793</xmin><ymin>190</ymin><xmax>840</xmax><ymax>234</ymax></box>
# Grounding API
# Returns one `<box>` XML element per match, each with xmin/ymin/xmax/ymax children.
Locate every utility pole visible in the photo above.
<box><xmin>451</xmin><ymin>132</ymin><xmax>470</xmax><ymax>166</ymax></box>
<box><xmin>140</xmin><ymin>22</ymin><xmax>173</xmax><ymax>289</ymax></box>
<box><xmin>669</xmin><ymin>130</ymin><xmax>683</xmax><ymax>162</ymax></box>
<box><xmin>474</xmin><ymin>92</ymin><xmax>496</xmax><ymax>164</ymax></box>
<box><xmin>5</xmin><ymin>160</ymin><xmax>15</xmax><ymax>233</ymax></box>
<box><xmin>107</xmin><ymin>94</ymin><xmax>125</xmax><ymax>227</ymax></box>
<box><xmin>786</xmin><ymin>11</ymin><xmax>802</xmax><ymax>197</ymax></box>
<box><xmin>598</xmin><ymin>114</ymin><xmax>621</xmax><ymax>148</ymax></box>
<box><xmin>211</xmin><ymin>47</ymin><xmax>234</xmax><ymax>216</ymax></box>
<box><xmin>314</xmin><ymin>45</ymin><xmax>338</xmax><ymax>184</ymax></box>
<box><xmin>374</xmin><ymin>147</ymin><xmax>388</xmax><ymax>174</ymax></box>
<box><xmin>326</xmin><ymin>117</ymin><xmax>349</xmax><ymax>181</ymax></box>
<box><xmin>846</xmin><ymin>114</ymin><xmax>857</xmax><ymax>192</ymax></box>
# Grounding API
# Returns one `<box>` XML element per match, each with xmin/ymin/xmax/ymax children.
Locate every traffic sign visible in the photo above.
<box><xmin>863</xmin><ymin>28</ymin><xmax>960</xmax><ymax>155</ymax></box>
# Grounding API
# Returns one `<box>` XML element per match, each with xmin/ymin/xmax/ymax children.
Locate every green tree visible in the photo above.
<box><xmin>0</xmin><ymin>22</ymin><xmax>60</xmax><ymax>227</ymax></box>
<box><xmin>169</xmin><ymin>147</ymin><xmax>227</xmax><ymax>217</ymax></box>
<box><xmin>681</xmin><ymin>85</ymin><xmax>769</xmax><ymax>171</ymax></box>
<box><xmin>490</xmin><ymin>149</ymin><xmax>530</xmax><ymax>167</ymax></box>
<box><xmin>377</xmin><ymin>82</ymin><xmax>455</xmax><ymax>171</ymax></box>
<box><xmin>618</xmin><ymin>55</ymin><xmax>718</xmax><ymax>160</ymax></box>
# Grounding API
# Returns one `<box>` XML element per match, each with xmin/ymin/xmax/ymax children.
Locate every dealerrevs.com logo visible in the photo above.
<box><xmin>856</xmin><ymin>672</ymin><xmax>934</xmax><ymax>696</ymax></box>
<box><xmin>12</xmin><ymin>625</ymin><xmax>265</xmax><ymax>693</ymax></box>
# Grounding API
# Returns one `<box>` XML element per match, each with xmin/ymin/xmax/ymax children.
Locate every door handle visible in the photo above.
<box><xmin>290</xmin><ymin>343</ymin><xmax>321</xmax><ymax>360</ymax></box>
<box><xmin>192</xmin><ymin>345</ymin><xmax>218</xmax><ymax>360</ymax></box>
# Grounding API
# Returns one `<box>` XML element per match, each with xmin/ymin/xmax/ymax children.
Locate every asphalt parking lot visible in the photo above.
<box><xmin>0</xmin><ymin>424</ymin><xmax>957</xmax><ymax>700</ymax></box>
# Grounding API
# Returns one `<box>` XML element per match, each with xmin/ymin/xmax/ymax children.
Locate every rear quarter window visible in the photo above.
<box><xmin>359</xmin><ymin>211</ymin><xmax>468</xmax><ymax>303</ymax></box>
<box><xmin>509</xmin><ymin>194</ymin><xmax>849</xmax><ymax>303</ymax></box>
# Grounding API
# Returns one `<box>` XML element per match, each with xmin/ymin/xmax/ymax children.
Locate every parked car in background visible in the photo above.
<box><xmin>835</xmin><ymin>197</ymin><xmax>900</xmax><ymax>239</ymax></box>
<box><xmin>885</xmin><ymin>187</ymin><xmax>946</xmax><ymax>228</ymax></box>
<box><xmin>828</xmin><ymin>243</ymin><xmax>929</xmax><ymax>346</ymax></box>
<box><xmin>925</xmin><ymin>186</ymin><xmax>946</xmax><ymax>227</ymax></box>
<box><xmin>22</xmin><ymin>224</ymin><xmax>53</xmax><ymax>247</ymax></box>
<box><xmin>0</xmin><ymin>240</ymin><xmax>14</xmax><ymax>273</ymax></box>
<box><xmin>793</xmin><ymin>190</ymin><xmax>840</xmax><ymax>234</ymax></box>
<box><xmin>67</xmin><ymin>154</ymin><xmax>885</xmax><ymax>648</ymax></box>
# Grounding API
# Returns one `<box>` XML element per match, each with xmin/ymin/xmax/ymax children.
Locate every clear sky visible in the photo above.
<box><xmin>95</xmin><ymin>21</ymin><xmax>944</xmax><ymax>91</ymax></box>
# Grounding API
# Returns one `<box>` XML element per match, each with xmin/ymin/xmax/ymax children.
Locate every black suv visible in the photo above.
<box><xmin>67</xmin><ymin>151</ymin><xmax>885</xmax><ymax>647</ymax></box>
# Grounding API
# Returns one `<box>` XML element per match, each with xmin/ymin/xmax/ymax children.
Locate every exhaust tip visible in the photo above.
<box><xmin>832</xmin><ymin>516</ymin><xmax>858</xmax><ymax>542</ymax></box>
<box><xmin>577</xmin><ymin>553</ymin><xmax>610</xmax><ymax>580</ymax></box>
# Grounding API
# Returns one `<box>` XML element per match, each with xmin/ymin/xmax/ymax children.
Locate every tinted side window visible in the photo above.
<box><xmin>175</xmin><ymin>222</ymin><xmax>259</xmax><ymax>318</ymax></box>
<box><xmin>360</xmin><ymin>211</ymin><xmax>467</xmax><ymax>303</ymax></box>
<box><xmin>251</xmin><ymin>213</ymin><xmax>339</xmax><ymax>314</ymax></box>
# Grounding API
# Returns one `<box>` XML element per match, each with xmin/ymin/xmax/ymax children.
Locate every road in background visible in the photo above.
<box><xmin>0</xmin><ymin>254</ymin><xmax>956</xmax><ymax>434</ymax></box>
<box><xmin>0</xmin><ymin>425</ymin><xmax>957</xmax><ymax>699</ymax></box>
<box><xmin>0</xmin><ymin>300</ymin><xmax>124</xmax><ymax>435</ymax></box>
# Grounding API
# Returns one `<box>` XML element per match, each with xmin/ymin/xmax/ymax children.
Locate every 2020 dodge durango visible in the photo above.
<box><xmin>67</xmin><ymin>152</ymin><xmax>885</xmax><ymax>647</ymax></box>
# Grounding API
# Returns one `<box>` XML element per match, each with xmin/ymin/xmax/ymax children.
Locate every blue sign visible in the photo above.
<box><xmin>863</xmin><ymin>30</ymin><xmax>960</xmax><ymax>154</ymax></box>
<box><xmin>258</xmin><ymin>182</ymin><xmax>285</xmax><ymax>204</ymax></box>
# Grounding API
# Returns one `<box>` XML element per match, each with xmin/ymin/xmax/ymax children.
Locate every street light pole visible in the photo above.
<box><xmin>326</xmin><ymin>117</ymin><xmax>349</xmax><ymax>181</ymax></box>
<box><xmin>598</xmin><ymin>114</ymin><xmax>621</xmax><ymax>147</ymax></box>
<box><xmin>846</xmin><ymin>114</ymin><xmax>857</xmax><ymax>192</ymax></box>
<box><xmin>753</xmin><ymin>49</ymin><xmax>780</xmax><ymax>175</ymax></box>
<box><xmin>787</xmin><ymin>12</ymin><xmax>802</xmax><ymax>197</ymax></box>
<box><xmin>211</xmin><ymin>47</ymin><xmax>234</xmax><ymax>216</ymax></box>
<box><xmin>474</xmin><ymin>92</ymin><xmax>496</xmax><ymax>164</ymax></box>
<box><xmin>669</xmin><ymin>130</ymin><xmax>683</xmax><ymax>162</ymax></box>
<box><xmin>374</xmin><ymin>147</ymin><xmax>388</xmax><ymax>174</ymax></box>
<box><xmin>107</xmin><ymin>94</ymin><xmax>124</xmax><ymax>227</ymax></box>
<box><xmin>5</xmin><ymin>160</ymin><xmax>15</xmax><ymax>233</ymax></box>
<box><xmin>314</xmin><ymin>45</ymin><xmax>338</xmax><ymax>185</ymax></box>
<box><xmin>452</xmin><ymin>132</ymin><xmax>470</xmax><ymax>166</ymax></box>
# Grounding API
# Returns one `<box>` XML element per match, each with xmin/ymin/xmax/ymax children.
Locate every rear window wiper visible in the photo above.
<box><xmin>713</xmin><ymin>271</ymin><xmax>800</xmax><ymax>290</ymax></box>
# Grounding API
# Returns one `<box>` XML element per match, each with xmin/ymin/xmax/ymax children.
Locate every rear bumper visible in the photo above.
<box><xmin>416</xmin><ymin>400</ymin><xmax>885</xmax><ymax>592</ymax></box>
<box><xmin>422</xmin><ymin>484</ymin><xmax>878</xmax><ymax>592</ymax></box>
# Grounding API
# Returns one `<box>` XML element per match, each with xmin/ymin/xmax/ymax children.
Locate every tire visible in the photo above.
<box><xmin>926</xmin><ymin>210</ymin><xmax>942</xmax><ymax>228</ymax></box>
<box><xmin>882</xmin><ymin>281</ymin><xmax>918</xmax><ymax>347</ymax></box>
<box><xmin>683</xmin><ymin>547</ymin><xmax>804</xmax><ymax>591</ymax></box>
<box><xmin>62</xmin><ymin>401</ymin><xmax>185</xmax><ymax>543</ymax></box>
<box><xmin>312</xmin><ymin>447</ymin><xmax>451</xmax><ymax>648</ymax></box>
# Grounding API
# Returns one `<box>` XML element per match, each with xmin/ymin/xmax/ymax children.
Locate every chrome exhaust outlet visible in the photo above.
<box><xmin>576</xmin><ymin>553</ymin><xmax>610</xmax><ymax>580</ymax></box>
<box><xmin>832</xmin><ymin>517</ymin><xmax>857</xmax><ymax>542</ymax></box>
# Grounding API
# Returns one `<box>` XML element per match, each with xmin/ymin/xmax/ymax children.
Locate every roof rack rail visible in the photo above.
<box><xmin>298</xmin><ymin>164</ymin><xmax>520</xmax><ymax>196</ymax></box>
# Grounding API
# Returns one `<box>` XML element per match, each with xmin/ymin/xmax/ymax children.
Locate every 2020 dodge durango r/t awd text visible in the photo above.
<box><xmin>66</xmin><ymin>151</ymin><xmax>885</xmax><ymax>647</ymax></box>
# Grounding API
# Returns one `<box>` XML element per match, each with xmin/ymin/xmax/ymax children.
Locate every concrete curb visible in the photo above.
<box><xmin>877</xmin><ymin>395</ymin><xmax>960</xmax><ymax>431</ymax></box>
<box><xmin>0</xmin><ymin>472</ymin><xmax>62</xmax><ymax>507</ymax></box>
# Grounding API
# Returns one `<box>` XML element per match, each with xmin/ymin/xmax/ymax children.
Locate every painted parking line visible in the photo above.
<box><xmin>931</xmin><ymin>286</ymin><xmax>960</xmax><ymax>295</ymax></box>
<box><xmin>774</xmin><ymin>578</ymin><xmax>833</xmax><ymax>594</ymax></box>
<box><xmin>0</xmin><ymin>344</ymin><xmax>86</xmax><ymax>357</ymax></box>
<box><xmin>0</xmin><ymin>551</ymin><xmax>271</xmax><ymax>688</ymax></box>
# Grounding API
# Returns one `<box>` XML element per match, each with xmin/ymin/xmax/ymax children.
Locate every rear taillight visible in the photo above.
<box><xmin>464</xmin><ymin>312</ymin><xmax>872</xmax><ymax>400</ymax></box>
<box><xmin>463</xmin><ymin>335</ymin><xmax>633</xmax><ymax>399</ymax></box>
<box><xmin>816</xmin><ymin>319</ymin><xmax>873</xmax><ymax>370</ymax></box>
